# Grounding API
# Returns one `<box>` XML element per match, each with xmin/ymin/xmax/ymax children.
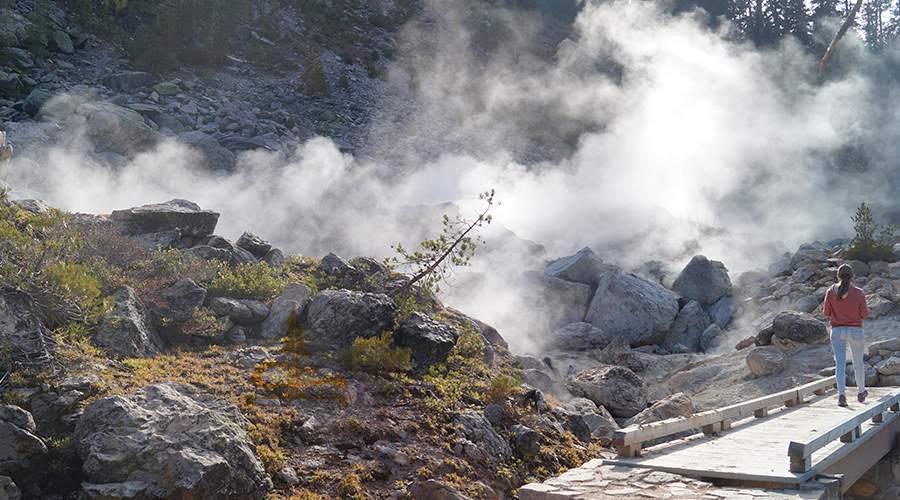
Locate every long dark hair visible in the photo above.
<box><xmin>836</xmin><ymin>264</ymin><xmax>854</xmax><ymax>299</ymax></box>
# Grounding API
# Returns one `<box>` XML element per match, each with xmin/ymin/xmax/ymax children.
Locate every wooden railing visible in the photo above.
<box><xmin>611</xmin><ymin>377</ymin><xmax>838</xmax><ymax>458</ymax></box>
<box><xmin>787</xmin><ymin>392</ymin><xmax>900</xmax><ymax>472</ymax></box>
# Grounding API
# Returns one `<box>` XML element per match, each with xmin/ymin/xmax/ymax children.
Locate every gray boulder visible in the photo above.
<box><xmin>75</xmin><ymin>382</ymin><xmax>272</xmax><ymax>499</ymax></box>
<box><xmin>746</xmin><ymin>346</ymin><xmax>788</xmax><ymax>376</ymax></box>
<box><xmin>152</xmin><ymin>278</ymin><xmax>207</xmax><ymax>323</ymax></box>
<box><xmin>78</xmin><ymin>102</ymin><xmax>161</xmax><ymax>157</ymax></box>
<box><xmin>306</xmin><ymin>290</ymin><xmax>398</xmax><ymax>349</ymax></box>
<box><xmin>260</xmin><ymin>284</ymin><xmax>312</xmax><ymax>339</ymax></box>
<box><xmin>394</xmin><ymin>312</ymin><xmax>459</xmax><ymax>366</ymax></box>
<box><xmin>0</xmin><ymin>407</ymin><xmax>47</xmax><ymax>484</ymax></box>
<box><xmin>570</xmin><ymin>365</ymin><xmax>649</xmax><ymax>418</ymax></box>
<box><xmin>177</xmin><ymin>131</ymin><xmax>237</xmax><ymax>173</ymax></box>
<box><xmin>585</xmin><ymin>270</ymin><xmax>679</xmax><ymax>347</ymax></box>
<box><xmin>95</xmin><ymin>286</ymin><xmax>164</xmax><ymax>359</ymax></box>
<box><xmin>110</xmin><ymin>199</ymin><xmax>219</xmax><ymax>237</ymax></box>
<box><xmin>548</xmin><ymin>322</ymin><xmax>610</xmax><ymax>351</ymax></box>
<box><xmin>236</xmin><ymin>232</ymin><xmax>272</xmax><ymax>259</ymax></box>
<box><xmin>0</xmin><ymin>476</ymin><xmax>20</xmax><ymax>500</ymax></box>
<box><xmin>451</xmin><ymin>409</ymin><xmax>512</xmax><ymax>465</ymax></box>
<box><xmin>771</xmin><ymin>311</ymin><xmax>828</xmax><ymax>344</ymax></box>
<box><xmin>699</xmin><ymin>324</ymin><xmax>724</xmax><ymax>352</ymax></box>
<box><xmin>662</xmin><ymin>301</ymin><xmax>710</xmax><ymax>353</ymax></box>
<box><xmin>511</xmin><ymin>425</ymin><xmax>541</xmax><ymax>455</ymax></box>
<box><xmin>866</xmin><ymin>294</ymin><xmax>894</xmax><ymax>319</ymax></box>
<box><xmin>518</xmin><ymin>271</ymin><xmax>592</xmax><ymax>328</ymax></box>
<box><xmin>187</xmin><ymin>236</ymin><xmax>257</xmax><ymax>266</ymax></box>
<box><xmin>48</xmin><ymin>30</ymin><xmax>74</xmax><ymax>54</ymax></box>
<box><xmin>551</xmin><ymin>398</ymin><xmax>618</xmax><ymax>443</ymax></box>
<box><xmin>625</xmin><ymin>392</ymin><xmax>694</xmax><ymax>427</ymax></box>
<box><xmin>708</xmin><ymin>296</ymin><xmax>733</xmax><ymax>329</ymax></box>
<box><xmin>206</xmin><ymin>297</ymin><xmax>268</xmax><ymax>326</ymax></box>
<box><xmin>407</xmin><ymin>479</ymin><xmax>475</xmax><ymax>500</ymax></box>
<box><xmin>544</xmin><ymin>247</ymin><xmax>609</xmax><ymax>287</ymax></box>
<box><xmin>768</xmin><ymin>259</ymin><xmax>792</xmax><ymax>278</ymax></box>
<box><xmin>869</xmin><ymin>338</ymin><xmax>900</xmax><ymax>356</ymax></box>
<box><xmin>672</xmin><ymin>255</ymin><xmax>731</xmax><ymax>306</ymax></box>
<box><xmin>22</xmin><ymin>89</ymin><xmax>53</xmax><ymax>117</ymax></box>
<box><xmin>0</xmin><ymin>292</ymin><xmax>44</xmax><ymax>357</ymax></box>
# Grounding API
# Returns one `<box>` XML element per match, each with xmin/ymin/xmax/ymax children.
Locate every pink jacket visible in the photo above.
<box><xmin>823</xmin><ymin>284</ymin><xmax>868</xmax><ymax>327</ymax></box>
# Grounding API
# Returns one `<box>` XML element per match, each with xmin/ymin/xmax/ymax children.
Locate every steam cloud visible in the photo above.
<box><xmin>4</xmin><ymin>0</ymin><xmax>898</xmax><ymax>353</ymax></box>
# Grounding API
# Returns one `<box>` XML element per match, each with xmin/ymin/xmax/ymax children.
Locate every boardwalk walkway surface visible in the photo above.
<box><xmin>520</xmin><ymin>382</ymin><xmax>900</xmax><ymax>500</ymax></box>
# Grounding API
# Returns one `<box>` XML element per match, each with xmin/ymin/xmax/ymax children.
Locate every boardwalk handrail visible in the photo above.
<box><xmin>612</xmin><ymin>376</ymin><xmax>837</xmax><ymax>457</ymax></box>
<box><xmin>787</xmin><ymin>391</ymin><xmax>900</xmax><ymax>472</ymax></box>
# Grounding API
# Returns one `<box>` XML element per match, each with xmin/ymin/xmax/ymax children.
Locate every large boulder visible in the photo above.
<box><xmin>206</xmin><ymin>297</ymin><xmax>268</xmax><ymax>326</ymax></box>
<box><xmin>625</xmin><ymin>392</ymin><xmax>694</xmax><ymax>427</ymax></box>
<box><xmin>543</xmin><ymin>247</ymin><xmax>609</xmax><ymax>288</ymax></box>
<box><xmin>547</xmin><ymin>322</ymin><xmax>610</xmax><ymax>351</ymax></box>
<box><xmin>236</xmin><ymin>232</ymin><xmax>272</xmax><ymax>259</ymax></box>
<box><xmin>110</xmin><ymin>199</ymin><xmax>219</xmax><ymax>237</ymax></box>
<box><xmin>306</xmin><ymin>290</ymin><xmax>398</xmax><ymax>349</ymax></box>
<box><xmin>517</xmin><ymin>271</ymin><xmax>592</xmax><ymax>328</ymax></box>
<box><xmin>569</xmin><ymin>365</ymin><xmax>649</xmax><ymax>418</ymax></box>
<box><xmin>662</xmin><ymin>301</ymin><xmax>710</xmax><ymax>353</ymax></box>
<box><xmin>394</xmin><ymin>312</ymin><xmax>459</xmax><ymax>366</ymax></box>
<box><xmin>672</xmin><ymin>255</ymin><xmax>731</xmax><ymax>307</ymax></box>
<box><xmin>177</xmin><ymin>131</ymin><xmax>237</xmax><ymax>173</ymax></box>
<box><xmin>95</xmin><ymin>286</ymin><xmax>164</xmax><ymax>359</ymax></box>
<box><xmin>260</xmin><ymin>284</ymin><xmax>312</xmax><ymax>339</ymax></box>
<box><xmin>551</xmin><ymin>398</ymin><xmax>618</xmax><ymax>443</ymax></box>
<box><xmin>152</xmin><ymin>278</ymin><xmax>207</xmax><ymax>323</ymax></box>
<box><xmin>584</xmin><ymin>270</ymin><xmax>679</xmax><ymax>347</ymax></box>
<box><xmin>74</xmin><ymin>382</ymin><xmax>272</xmax><ymax>499</ymax></box>
<box><xmin>77</xmin><ymin>102</ymin><xmax>162</xmax><ymax>157</ymax></box>
<box><xmin>746</xmin><ymin>346</ymin><xmax>788</xmax><ymax>376</ymax></box>
<box><xmin>770</xmin><ymin>311</ymin><xmax>828</xmax><ymax>344</ymax></box>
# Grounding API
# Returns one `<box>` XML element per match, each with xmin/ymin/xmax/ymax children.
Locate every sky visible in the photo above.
<box><xmin>4</xmin><ymin>0</ymin><xmax>899</xmax><ymax>353</ymax></box>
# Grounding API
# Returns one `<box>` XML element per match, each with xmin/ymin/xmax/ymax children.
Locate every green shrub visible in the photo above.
<box><xmin>204</xmin><ymin>261</ymin><xmax>291</xmax><ymax>302</ymax></box>
<box><xmin>844</xmin><ymin>202</ymin><xmax>895</xmax><ymax>263</ymax></box>
<box><xmin>341</xmin><ymin>332</ymin><xmax>413</xmax><ymax>375</ymax></box>
<box><xmin>300</xmin><ymin>49</ymin><xmax>331</xmax><ymax>96</ymax></box>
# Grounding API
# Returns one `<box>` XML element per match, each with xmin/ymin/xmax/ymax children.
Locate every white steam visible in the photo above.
<box><xmin>4</xmin><ymin>0</ymin><xmax>897</xmax><ymax>353</ymax></box>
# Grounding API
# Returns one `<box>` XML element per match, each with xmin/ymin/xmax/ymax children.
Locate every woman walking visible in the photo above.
<box><xmin>823</xmin><ymin>264</ymin><xmax>868</xmax><ymax>406</ymax></box>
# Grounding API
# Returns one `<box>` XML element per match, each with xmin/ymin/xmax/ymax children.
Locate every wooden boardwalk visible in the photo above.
<box><xmin>606</xmin><ymin>381</ymin><xmax>900</xmax><ymax>492</ymax></box>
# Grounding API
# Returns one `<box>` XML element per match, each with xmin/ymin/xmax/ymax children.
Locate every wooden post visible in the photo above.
<box><xmin>841</xmin><ymin>426</ymin><xmax>861</xmax><ymax>443</ymax></box>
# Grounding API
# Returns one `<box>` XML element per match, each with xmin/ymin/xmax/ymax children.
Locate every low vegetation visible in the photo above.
<box><xmin>0</xmin><ymin>191</ymin><xmax>603</xmax><ymax>498</ymax></box>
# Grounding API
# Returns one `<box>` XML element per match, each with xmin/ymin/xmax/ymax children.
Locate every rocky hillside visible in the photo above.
<box><xmin>4</xmin><ymin>1</ymin><xmax>900</xmax><ymax>500</ymax></box>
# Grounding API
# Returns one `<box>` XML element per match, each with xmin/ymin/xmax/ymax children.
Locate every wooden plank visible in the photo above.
<box><xmin>788</xmin><ymin>391</ymin><xmax>900</xmax><ymax>464</ymax></box>
<box><xmin>607</xmin><ymin>386</ymin><xmax>900</xmax><ymax>485</ymax></box>
<box><xmin>614</xmin><ymin>377</ymin><xmax>837</xmax><ymax>450</ymax></box>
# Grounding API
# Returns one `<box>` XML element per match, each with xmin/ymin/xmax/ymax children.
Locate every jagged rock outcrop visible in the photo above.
<box><xmin>95</xmin><ymin>285</ymin><xmax>164</xmax><ymax>359</ymax></box>
<box><xmin>585</xmin><ymin>270</ymin><xmax>679</xmax><ymax>347</ymax></box>
<box><xmin>551</xmin><ymin>398</ymin><xmax>618</xmax><ymax>443</ymax></box>
<box><xmin>75</xmin><ymin>382</ymin><xmax>272</xmax><ymax>500</ymax></box>
<box><xmin>569</xmin><ymin>365</ymin><xmax>649</xmax><ymax>418</ymax></box>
